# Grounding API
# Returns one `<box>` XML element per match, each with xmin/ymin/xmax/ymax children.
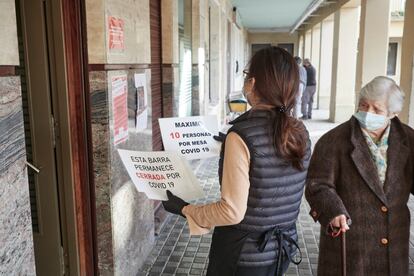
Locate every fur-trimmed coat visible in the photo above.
<box><xmin>305</xmin><ymin>117</ymin><xmax>414</xmax><ymax>276</ymax></box>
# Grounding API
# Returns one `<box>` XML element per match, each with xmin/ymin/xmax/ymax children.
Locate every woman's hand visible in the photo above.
<box><xmin>162</xmin><ymin>190</ymin><xmax>189</xmax><ymax>218</ymax></box>
<box><xmin>330</xmin><ymin>214</ymin><xmax>350</xmax><ymax>234</ymax></box>
<box><xmin>213</xmin><ymin>132</ymin><xmax>226</xmax><ymax>142</ymax></box>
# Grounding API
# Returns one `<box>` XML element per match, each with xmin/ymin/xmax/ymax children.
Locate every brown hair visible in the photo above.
<box><xmin>247</xmin><ymin>46</ymin><xmax>307</xmax><ymax>170</ymax></box>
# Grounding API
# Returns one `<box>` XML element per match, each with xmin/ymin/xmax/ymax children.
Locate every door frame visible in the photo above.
<box><xmin>16</xmin><ymin>0</ymin><xmax>96</xmax><ymax>273</ymax></box>
<box><xmin>59</xmin><ymin>0</ymin><xmax>97</xmax><ymax>274</ymax></box>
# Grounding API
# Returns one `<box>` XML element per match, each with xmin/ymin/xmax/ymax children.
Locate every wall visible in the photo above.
<box><xmin>408</xmin><ymin>56</ymin><xmax>414</xmax><ymax>128</ymax></box>
<box><xmin>0</xmin><ymin>0</ymin><xmax>36</xmax><ymax>275</ymax></box>
<box><xmin>89</xmin><ymin>69</ymin><xmax>155</xmax><ymax>276</ymax></box>
<box><xmin>389</xmin><ymin>20</ymin><xmax>404</xmax><ymax>37</ymax></box>
<box><xmin>86</xmin><ymin>0</ymin><xmax>154</xmax><ymax>275</ymax></box>
<box><xmin>298</xmin><ymin>35</ymin><xmax>304</xmax><ymax>58</ymax></box>
<box><xmin>318</xmin><ymin>17</ymin><xmax>334</xmax><ymax>109</ymax></box>
<box><xmin>192</xmin><ymin>0</ymin><xmax>202</xmax><ymax>115</ymax></box>
<box><xmin>388</xmin><ymin>37</ymin><xmax>403</xmax><ymax>83</ymax></box>
<box><xmin>230</xmin><ymin>27</ymin><xmax>249</xmax><ymax>95</ymax></box>
<box><xmin>248</xmin><ymin>32</ymin><xmax>299</xmax><ymax>56</ymax></box>
<box><xmin>304</xmin><ymin>30</ymin><xmax>312</xmax><ymax>59</ymax></box>
<box><xmin>86</xmin><ymin>0</ymin><xmax>151</xmax><ymax>64</ymax></box>
<box><xmin>161</xmin><ymin>0</ymin><xmax>179</xmax><ymax>118</ymax></box>
<box><xmin>193</xmin><ymin>0</ymin><xmax>248</xmax><ymax>123</ymax></box>
<box><xmin>388</xmin><ymin>20</ymin><xmax>404</xmax><ymax>83</ymax></box>
<box><xmin>400</xmin><ymin>0</ymin><xmax>414</xmax><ymax>125</ymax></box>
<box><xmin>207</xmin><ymin>0</ymin><xmax>221</xmax><ymax>109</ymax></box>
<box><xmin>219</xmin><ymin>5</ymin><xmax>228</xmax><ymax>121</ymax></box>
<box><xmin>311</xmin><ymin>24</ymin><xmax>321</xmax><ymax>108</ymax></box>
<box><xmin>0</xmin><ymin>77</ymin><xmax>36</xmax><ymax>276</ymax></box>
<box><xmin>0</xmin><ymin>0</ymin><xmax>19</xmax><ymax>65</ymax></box>
<box><xmin>410</xmin><ymin>57</ymin><xmax>414</xmax><ymax>127</ymax></box>
<box><xmin>329</xmin><ymin>7</ymin><xmax>360</xmax><ymax>123</ymax></box>
<box><xmin>86</xmin><ymin>1</ymin><xmax>251</xmax><ymax>272</ymax></box>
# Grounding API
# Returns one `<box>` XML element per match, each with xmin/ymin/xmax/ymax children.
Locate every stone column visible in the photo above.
<box><xmin>161</xmin><ymin>0</ymin><xmax>179</xmax><ymax>117</ymax></box>
<box><xmin>318</xmin><ymin>16</ymin><xmax>334</xmax><ymax>109</ymax></box>
<box><xmin>299</xmin><ymin>34</ymin><xmax>304</xmax><ymax>58</ymax></box>
<box><xmin>304</xmin><ymin>30</ymin><xmax>312</xmax><ymax>59</ymax></box>
<box><xmin>329</xmin><ymin>6</ymin><xmax>360</xmax><ymax>123</ymax></box>
<box><xmin>192</xmin><ymin>0</ymin><xmax>202</xmax><ymax>115</ymax></box>
<box><xmin>311</xmin><ymin>24</ymin><xmax>321</xmax><ymax>108</ymax></box>
<box><xmin>400</xmin><ymin>0</ymin><xmax>414</xmax><ymax>126</ymax></box>
<box><xmin>207</xmin><ymin>1</ymin><xmax>221</xmax><ymax>109</ymax></box>
<box><xmin>355</xmin><ymin>0</ymin><xmax>391</xmax><ymax>94</ymax></box>
<box><xmin>86</xmin><ymin>0</ymin><xmax>155</xmax><ymax>274</ymax></box>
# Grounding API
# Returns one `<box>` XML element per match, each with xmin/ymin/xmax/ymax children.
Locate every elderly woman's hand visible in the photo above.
<box><xmin>330</xmin><ymin>214</ymin><xmax>350</xmax><ymax>233</ymax></box>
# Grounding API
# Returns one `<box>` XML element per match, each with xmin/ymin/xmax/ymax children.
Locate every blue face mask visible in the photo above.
<box><xmin>353</xmin><ymin>111</ymin><xmax>389</xmax><ymax>131</ymax></box>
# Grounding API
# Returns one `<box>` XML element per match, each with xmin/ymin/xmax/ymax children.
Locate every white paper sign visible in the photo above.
<box><xmin>134</xmin><ymin>73</ymin><xmax>148</xmax><ymax>131</ymax></box>
<box><xmin>118</xmin><ymin>149</ymin><xmax>204</xmax><ymax>201</ymax></box>
<box><xmin>158</xmin><ymin>116</ymin><xmax>221</xmax><ymax>160</ymax></box>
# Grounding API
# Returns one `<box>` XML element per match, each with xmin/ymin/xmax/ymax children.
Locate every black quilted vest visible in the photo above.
<box><xmin>218</xmin><ymin>109</ymin><xmax>311</xmax><ymax>267</ymax></box>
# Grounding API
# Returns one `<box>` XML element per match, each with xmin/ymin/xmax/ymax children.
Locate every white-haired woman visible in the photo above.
<box><xmin>305</xmin><ymin>76</ymin><xmax>414</xmax><ymax>275</ymax></box>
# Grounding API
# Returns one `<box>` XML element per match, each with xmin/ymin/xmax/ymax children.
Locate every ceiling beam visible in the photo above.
<box><xmin>290</xmin><ymin>0</ymin><xmax>325</xmax><ymax>33</ymax></box>
<box><xmin>297</xmin><ymin>0</ymin><xmax>351</xmax><ymax>35</ymax></box>
<box><xmin>248</xmin><ymin>27</ymin><xmax>292</xmax><ymax>33</ymax></box>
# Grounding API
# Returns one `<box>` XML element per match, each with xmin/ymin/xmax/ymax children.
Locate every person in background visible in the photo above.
<box><xmin>305</xmin><ymin>76</ymin><xmax>414</xmax><ymax>275</ymax></box>
<box><xmin>294</xmin><ymin>56</ymin><xmax>307</xmax><ymax>118</ymax></box>
<box><xmin>163</xmin><ymin>47</ymin><xmax>311</xmax><ymax>276</ymax></box>
<box><xmin>301</xmin><ymin>59</ymin><xmax>317</xmax><ymax>120</ymax></box>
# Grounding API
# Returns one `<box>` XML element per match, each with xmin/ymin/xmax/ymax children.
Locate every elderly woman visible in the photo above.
<box><xmin>305</xmin><ymin>76</ymin><xmax>414</xmax><ymax>275</ymax></box>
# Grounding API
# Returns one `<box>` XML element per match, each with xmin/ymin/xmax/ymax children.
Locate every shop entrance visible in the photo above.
<box><xmin>17</xmin><ymin>0</ymin><xmax>96</xmax><ymax>274</ymax></box>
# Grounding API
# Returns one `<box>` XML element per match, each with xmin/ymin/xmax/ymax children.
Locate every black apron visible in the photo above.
<box><xmin>206</xmin><ymin>224</ymin><xmax>301</xmax><ymax>276</ymax></box>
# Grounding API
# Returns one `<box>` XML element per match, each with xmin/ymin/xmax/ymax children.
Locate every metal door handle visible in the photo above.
<box><xmin>25</xmin><ymin>161</ymin><xmax>41</xmax><ymax>173</ymax></box>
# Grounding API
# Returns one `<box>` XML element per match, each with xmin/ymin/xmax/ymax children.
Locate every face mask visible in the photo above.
<box><xmin>353</xmin><ymin>111</ymin><xmax>389</xmax><ymax>131</ymax></box>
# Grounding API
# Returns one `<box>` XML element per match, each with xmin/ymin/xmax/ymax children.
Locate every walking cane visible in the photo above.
<box><xmin>341</xmin><ymin>231</ymin><xmax>346</xmax><ymax>276</ymax></box>
<box><xmin>330</xmin><ymin>224</ymin><xmax>347</xmax><ymax>276</ymax></box>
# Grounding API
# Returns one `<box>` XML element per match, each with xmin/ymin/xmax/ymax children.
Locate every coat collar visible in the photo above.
<box><xmin>382</xmin><ymin>117</ymin><xmax>410</xmax><ymax>196</ymax></box>
<box><xmin>350</xmin><ymin>116</ymin><xmax>409</xmax><ymax>206</ymax></box>
<box><xmin>229</xmin><ymin>108</ymin><xmax>273</xmax><ymax>125</ymax></box>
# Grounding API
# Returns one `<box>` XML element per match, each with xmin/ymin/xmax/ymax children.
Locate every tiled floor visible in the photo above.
<box><xmin>138</xmin><ymin>110</ymin><xmax>414</xmax><ymax>276</ymax></box>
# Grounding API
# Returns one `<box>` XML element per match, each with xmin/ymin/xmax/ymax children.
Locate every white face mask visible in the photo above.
<box><xmin>242</xmin><ymin>81</ymin><xmax>253</xmax><ymax>105</ymax></box>
<box><xmin>353</xmin><ymin>111</ymin><xmax>389</xmax><ymax>131</ymax></box>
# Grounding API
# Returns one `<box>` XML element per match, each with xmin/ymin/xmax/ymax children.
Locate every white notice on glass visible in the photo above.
<box><xmin>134</xmin><ymin>73</ymin><xmax>148</xmax><ymax>131</ymax></box>
<box><xmin>158</xmin><ymin>116</ymin><xmax>220</xmax><ymax>160</ymax></box>
<box><xmin>117</xmin><ymin>149</ymin><xmax>204</xmax><ymax>201</ymax></box>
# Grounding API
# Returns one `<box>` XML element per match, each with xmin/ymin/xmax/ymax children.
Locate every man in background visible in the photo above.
<box><xmin>301</xmin><ymin>59</ymin><xmax>317</xmax><ymax>120</ymax></box>
<box><xmin>294</xmin><ymin>56</ymin><xmax>307</xmax><ymax>118</ymax></box>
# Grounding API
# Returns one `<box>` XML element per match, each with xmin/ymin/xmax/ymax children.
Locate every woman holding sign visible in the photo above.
<box><xmin>163</xmin><ymin>47</ymin><xmax>311</xmax><ymax>276</ymax></box>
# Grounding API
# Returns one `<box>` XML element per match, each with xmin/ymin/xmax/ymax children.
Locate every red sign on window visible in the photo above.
<box><xmin>112</xmin><ymin>75</ymin><xmax>128</xmax><ymax>145</ymax></box>
<box><xmin>108</xmin><ymin>16</ymin><xmax>125</xmax><ymax>50</ymax></box>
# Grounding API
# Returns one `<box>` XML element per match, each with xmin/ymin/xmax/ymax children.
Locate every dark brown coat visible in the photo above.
<box><xmin>305</xmin><ymin>117</ymin><xmax>414</xmax><ymax>276</ymax></box>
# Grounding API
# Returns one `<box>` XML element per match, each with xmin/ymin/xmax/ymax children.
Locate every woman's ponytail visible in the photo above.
<box><xmin>273</xmin><ymin>111</ymin><xmax>307</xmax><ymax>170</ymax></box>
<box><xmin>249</xmin><ymin>47</ymin><xmax>308</xmax><ymax>170</ymax></box>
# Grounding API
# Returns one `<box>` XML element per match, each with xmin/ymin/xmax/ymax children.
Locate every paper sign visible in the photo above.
<box><xmin>118</xmin><ymin>149</ymin><xmax>204</xmax><ymax>201</ymax></box>
<box><xmin>108</xmin><ymin>16</ymin><xmax>125</xmax><ymax>49</ymax></box>
<box><xmin>112</xmin><ymin>75</ymin><xmax>128</xmax><ymax>145</ymax></box>
<box><xmin>134</xmin><ymin>73</ymin><xmax>148</xmax><ymax>131</ymax></box>
<box><xmin>158</xmin><ymin>116</ymin><xmax>221</xmax><ymax>160</ymax></box>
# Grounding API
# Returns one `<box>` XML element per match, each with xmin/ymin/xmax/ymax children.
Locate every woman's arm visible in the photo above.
<box><xmin>305</xmin><ymin>138</ymin><xmax>350</xmax><ymax>229</ymax></box>
<box><xmin>182</xmin><ymin>132</ymin><xmax>250</xmax><ymax>235</ymax></box>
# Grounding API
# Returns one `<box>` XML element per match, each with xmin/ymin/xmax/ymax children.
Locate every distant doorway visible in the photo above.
<box><xmin>251</xmin><ymin>43</ymin><xmax>271</xmax><ymax>56</ymax></box>
<box><xmin>278</xmin><ymin>43</ymin><xmax>294</xmax><ymax>55</ymax></box>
